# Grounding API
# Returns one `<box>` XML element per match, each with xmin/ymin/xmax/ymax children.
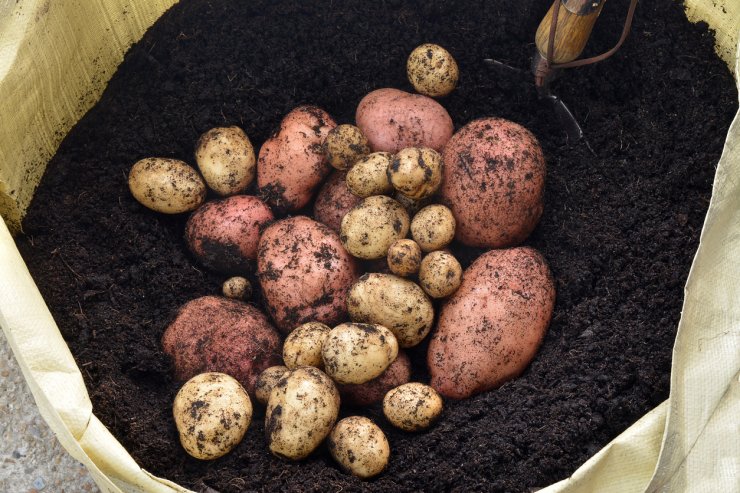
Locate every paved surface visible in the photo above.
<box><xmin>0</xmin><ymin>331</ymin><xmax>100</xmax><ymax>493</ymax></box>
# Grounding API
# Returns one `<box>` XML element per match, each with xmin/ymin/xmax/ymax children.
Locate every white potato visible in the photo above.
<box><xmin>346</xmin><ymin>152</ymin><xmax>394</xmax><ymax>198</ymax></box>
<box><xmin>222</xmin><ymin>276</ymin><xmax>252</xmax><ymax>300</ymax></box>
<box><xmin>195</xmin><ymin>126</ymin><xmax>256</xmax><ymax>196</ymax></box>
<box><xmin>322</xmin><ymin>323</ymin><xmax>398</xmax><ymax>384</ymax></box>
<box><xmin>340</xmin><ymin>195</ymin><xmax>410</xmax><ymax>260</ymax></box>
<box><xmin>418</xmin><ymin>250</ymin><xmax>462</xmax><ymax>298</ymax></box>
<box><xmin>328</xmin><ymin>417</ymin><xmax>390</xmax><ymax>479</ymax></box>
<box><xmin>283</xmin><ymin>322</ymin><xmax>331</xmax><ymax>369</ymax></box>
<box><xmin>254</xmin><ymin>366</ymin><xmax>289</xmax><ymax>406</ymax></box>
<box><xmin>411</xmin><ymin>204</ymin><xmax>456</xmax><ymax>252</ymax></box>
<box><xmin>406</xmin><ymin>43</ymin><xmax>459</xmax><ymax>98</ymax></box>
<box><xmin>128</xmin><ymin>158</ymin><xmax>206</xmax><ymax>214</ymax></box>
<box><xmin>388</xmin><ymin>147</ymin><xmax>443</xmax><ymax>200</ymax></box>
<box><xmin>383</xmin><ymin>382</ymin><xmax>443</xmax><ymax>432</ymax></box>
<box><xmin>386</xmin><ymin>239</ymin><xmax>422</xmax><ymax>277</ymax></box>
<box><xmin>324</xmin><ymin>124</ymin><xmax>371</xmax><ymax>170</ymax></box>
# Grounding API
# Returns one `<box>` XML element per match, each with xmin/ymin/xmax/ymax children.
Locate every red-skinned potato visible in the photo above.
<box><xmin>162</xmin><ymin>296</ymin><xmax>282</xmax><ymax>396</ymax></box>
<box><xmin>313</xmin><ymin>171</ymin><xmax>362</xmax><ymax>233</ymax></box>
<box><xmin>185</xmin><ymin>195</ymin><xmax>274</xmax><ymax>274</ymax></box>
<box><xmin>258</xmin><ymin>106</ymin><xmax>336</xmax><ymax>212</ymax></box>
<box><xmin>428</xmin><ymin>247</ymin><xmax>555</xmax><ymax>399</ymax></box>
<box><xmin>440</xmin><ymin>118</ymin><xmax>546</xmax><ymax>248</ymax></box>
<box><xmin>355</xmin><ymin>88</ymin><xmax>453</xmax><ymax>153</ymax></box>
<box><xmin>338</xmin><ymin>350</ymin><xmax>411</xmax><ymax>407</ymax></box>
<box><xmin>257</xmin><ymin>216</ymin><xmax>359</xmax><ymax>333</ymax></box>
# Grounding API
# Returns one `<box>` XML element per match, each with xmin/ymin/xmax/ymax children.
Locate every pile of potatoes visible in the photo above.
<box><xmin>128</xmin><ymin>43</ymin><xmax>556</xmax><ymax>478</ymax></box>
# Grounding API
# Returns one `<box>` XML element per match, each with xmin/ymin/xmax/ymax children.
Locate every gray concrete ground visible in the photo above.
<box><xmin>0</xmin><ymin>330</ymin><xmax>100</xmax><ymax>493</ymax></box>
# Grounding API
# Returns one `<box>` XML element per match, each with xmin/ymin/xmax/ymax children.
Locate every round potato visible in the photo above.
<box><xmin>173</xmin><ymin>372</ymin><xmax>252</xmax><ymax>460</ymax></box>
<box><xmin>195</xmin><ymin>126</ymin><xmax>256</xmax><ymax>196</ymax></box>
<box><xmin>265</xmin><ymin>367</ymin><xmax>340</xmax><ymax>460</ymax></box>
<box><xmin>328</xmin><ymin>417</ymin><xmax>390</xmax><ymax>479</ymax></box>
<box><xmin>410</xmin><ymin>204</ymin><xmax>455</xmax><ymax>252</ymax></box>
<box><xmin>128</xmin><ymin>158</ymin><xmax>206</xmax><ymax>214</ymax></box>
<box><xmin>346</xmin><ymin>152</ymin><xmax>394</xmax><ymax>198</ymax></box>
<box><xmin>386</xmin><ymin>239</ymin><xmax>422</xmax><ymax>277</ymax></box>
<box><xmin>254</xmin><ymin>365</ymin><xmax>289</xmax><ymax>405</ymax></box>
<box><xmin>222</xmin><ymin>276</ymin><xmax>252</xmax><ymax>300</ymax></box>
<box><xmin>407</xmin><ymin>43</ymin><xmax>459</xmax><ymax>97</ymax></box>
<box><xmin>340</xmin><ymin>195</ymin><xmax>410</xmax><ymax>260</ymax></box>
<box><xmin>324</xmin><ymin>124</ymin><xmax>370</xmax><ymax>170</ymax></box>
<box><xmin>388</xmin><ymin>147</ymin><xmax>443</xmax><ymax>200</ymax></box>
<box><xmin>313</xmin><ymin>171</ymin><xmax>362</xmax><ymax>233</ymax></box>
<box><xmin>383</xmin><ymin>383</ymin><xmax>443</xmax><ymax>432</ymax></box>
<box><xmin>418</xmin><ymin>251</ymin><xmax>462</xmax><ymax>298</ymax></box>
<box><xmin>347</xmin><ymin>273</ymin><xmax>434</xmax><ymax>348</ymax></box>
<box><xmin>322</xmin><ymin>323</ymin><xmax>398</xmax><ymax>384</ymax></box>
<box><xmin>338</xmin><ymin>350</ymin><xmax>411</xmax><ymax>407</ymax></box>
<box><xmin>282</xmin><ymin>322</ymin><xmax>331</xmax><ymax>369</ymax></box>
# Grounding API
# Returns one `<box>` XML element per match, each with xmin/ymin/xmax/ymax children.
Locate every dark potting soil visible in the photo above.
<box><xmin>15</xmin><ymin>0</ymin><xmax>736</xmax><ymax>491</ymax></box>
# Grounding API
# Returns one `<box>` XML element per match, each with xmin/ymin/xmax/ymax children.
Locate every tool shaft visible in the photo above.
<box><xmin>535</xmin><ymin>0</ymin><xmax>605</xmax><ymax>64</ymax></box>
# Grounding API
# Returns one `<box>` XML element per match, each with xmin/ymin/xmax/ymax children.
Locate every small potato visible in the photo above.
<box><xmin>386</xmin><ymin>239</ymin><xmax>422</xmax><ymax>277</ymax></box>
<box><xmin>222</xmin><ymin>276</ymin><xmax>252</xmax><ymax>300</ymax></box>
<box><xmin>322</xmin><ymin>323</ymin><xmax>398</xmax><ymax>384</ymax></box>
<box><xmin>346</xmin><ymin>152</ymin><xmax>394</xmax><ymax>198</ymax></box>
<box><xmin>195</xmin><ymin>126</ymin><xmax>256</xmax><ymax>196</ymax></box>
<box><xmin>324</xmin><ymin>124</ymin><xmax>371</xmax><ymax>170</ymax></box>
<box><xmin>128</xmin><ymin>158</ymin><xmax>206</xmax><ymax>214</ymax></box>
<box><xmin>338</xmin><ymin>351</ymin><xmax>411</xmax><ymax>407</ymax></box>
<box><xmin>388</xmin><ymin>148</ymin><xmax>443</xmax><ymax>200</ymax></box>
<box><xmin>418</xmin><ymin>251</ymin><xmax>462</xmax><ymax>298</ymax></box>
<box><xmin>282</xmin><ymin>322</ymin><xmax>331</xmax><ymax>369</ymax></box>
<box><xmin>313</xmin><ymin>171</ymin><xmax>362</xmax><ymax>233</ymax></box>
<box><xmin>340</xmin><ymin>195</ymin><xmax>410</xmax><ymax>260</ymax></box>
<box><xmin>410</xmin><ymin>204</ymin><xmax>456</xmax><ymax>252</ymax></box>
<box><xmin>383</xmin><ymin>383</ymin><xmax>443</xmax><ymax>432</ymax></box>
<box><xmin>173</xmin><ymin>372</ymin><xmax>252</xmax><ymax>460</ymax></box>
<box><xmin>407</xmin><ymin>43</ymin><xmax>459</xmax><ymax>98</ymax></box>
<box><xmin>328</xmin><ymin>417</ymin><xmax>390</xmax><ymax>479</ymax></box>
<box><xmin>254</xmin><ymin>366</ymin><xmax>289</xmax><ymax>405</ymax></box>
<box><xmin>265</xmin><ymin>367</ymin><xmax>340</xmax><ymax>460</ymax></box>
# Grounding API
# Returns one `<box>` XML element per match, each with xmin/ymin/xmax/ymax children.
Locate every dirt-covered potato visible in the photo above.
<box><xmin>338</xmin><ymin>350</ymin><xmax>411</xmax><ymax>407</ymax></box>
<box><xmin>322</xmin><ymin>323</ymin><xmax>398</xmax><ymax>384</ymax></box>
<box><xmin>185</xmin><ymin>195</ymin><xmax>274</xmax><ymax>274</ymax></box>
<box><xmin>313</xmin><ymin>171</ymin><xmax>362</xmax><ymax>233</ymax></box>
<box><xmin>173</xmin><ymin>372</ymin><xmax>252</xmax><ymax>460</ymax></box>
<box><xmin>388</xmin><ymin>147</ymin><xmax>443</xmax><ymax>200</ymax></box>
<box><xmin>324</xmin><ymin>124</ymin><xmax>370</xmax><ymax>170</ymax></box>
<box><xmin>394</xmin><ymin>192</ymin><xmax>431</xmax><ymax>216</ymax></box>
<box><xmin>328</xmin><ymin>417</ymin><xmax>390</xmax><ymax>479</ymax></box>
<box><xmin>383</xmin><ymin>383</ymin><xmax>443</xmax><ymax>432</ymax></box>
<box><xmin>418</xmin><ymin>251</ymin><xmax>462</xmax><ymax>298</ymax></box>
<box><xmin>254</xmin><ymin>365</ymin><xmax>289</xmax><ymax>405</ymax></box>
<box><xmin>428</xmin><ymin>247</ymin><xmax>556</xmax><ymax>399</ymax></box>
<box><xmin>410</xmin><ymin>204</ymin><xmax>455</xmax><ymax>252</ymax></box>
<box><xmin>345</xmin><ymin>152</ymin><xmax>394</xmax><ymax>198</ymax></box>
<box><xmin>195</xmin><ymin>126</ymin><xmax>256</xmax><ymax>196</ymax></box>
<box><xmin>348</xmin><ymin>273</ymin><xmax>434</xmax><ymax>348</ymax></box>
<box><xmin>265</xmin><ymin>367</ymin><xmax>340</xmax><ymax>460</ymax></box>
<box><xmin>222</xmin><ymin>276</ymin><xmax>252</xmax><ymax>300</ymax></box>
<box><xmin>258</xmin><ymin>106</ymin><xmax>336</xmax><ymax>212</ymax></box>
<box><xmin>406</xmin><ymin>43</ymin><xmax>459</xmax><ymax>98</ymax></box>
<box><xmin>282</xmin><ymin>322</ymin><xmax>331</xmax><ymax>369</ymax></box>
<box><xmin>386</xmin><ymin>239</ymin><xmax>422</xmax><ymax>277</ymax></box>
<box><xmin>258</xmin><ymin>216</ymin><xmax>359</xmax><ymax>333</ymax></box>
<box><xmin>162</xmin><ymin>296</ymin><xmax>282</xmax><ymax>395</ymax></box>
<box><xmin>128</xmin><ymin>158</ymin><xmax>206</xmax><ymax>214</ymax></box>
<box><xmin>340</xmin><ymin>195</ymin><xmax>410</xmax><ymax>260</ymax></box>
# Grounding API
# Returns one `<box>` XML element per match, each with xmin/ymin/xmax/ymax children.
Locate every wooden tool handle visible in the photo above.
<box><xmin>535</xmin><ymin>0</ymin><xmax>606</xmax><ymax>64</ymax></box>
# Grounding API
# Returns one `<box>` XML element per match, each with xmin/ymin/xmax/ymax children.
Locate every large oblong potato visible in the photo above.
<box><xmin>128</xmin><ymin>158</ymin><xmax>206</xmax><ymax>214</ymax></box>
<box><xmin>340</xmin><ymin>195</ymin><xmax>410</xmax><ymax>260</ymax></box>
<box><xmin>322</xmin><ymin>323</ymin><xmax>399</xmax><ymax>384</ymax></box>
<box><xmin>440</xmin><ymin>118</ymin><xmax>546</xmax><ymax>248</ymax></box>
<box><xmin>428</xmin><ymin>247</ymin><xmax>556</xmax><ymax>399</ymax></box>
<box><xmin>347</xmin><ymin>273</ymin><xmax>434</xmax><ymax>348</ymax></box>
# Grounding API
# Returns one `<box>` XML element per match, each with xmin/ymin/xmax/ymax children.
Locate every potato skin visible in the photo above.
<box><xmin>328</xmin><ymin>417</ymin><xmax>390</xmax><ymax>479</ymax></box>
<box><xmin>428</xmin><ymin>247</ymin><xmax>556</xmax><ymax>399</ymax></box>
<box><xmin>195</xmin><ymin>126</ymin><xmax>256</xmax><ymax>196</ymax></box>
<box><xmin>388</xmin><ymin>147</ymin><xmax>443</xmax><ymax>200</ymax></box>
<box><xmin>355</xmin><ymin>88</ymin><xmax>453</xmax><ymax>153</ymax></box>
<box><xmin>323</xmin><ymin>124</ymin><xmax>370</xmax><ymax>170</ymax></box>
<box><xmin>313</xmin><ymin>171</ymin><xmax>362</xmax><ymax>233</ymax></box>
<box><xmin>162</xmin><ymin>296</ymin><xmax>282</xmax><ymax>396</ymax></box>
<box><xmin>410</xmin><ymin>204</ymin><xmax>455</xmax><ymax>252</ymax></box>
<box><xmin>338</xmin><ymin>350</ymin><xmax>411</xmax><ymax>407</ymax></box>
<box><xmin>258</xmin><ymin>106</ymin><xmax>336</xmax><ymax>212</ymax></box>
<box><xmin>418</xmin><ymin>250</ymin><xmax>462</xmax><ymax>299</ymax></box>
<box><xmin>322</xmin><ymin>323</ymin><xmax>399</xmax><ymax>385</ymax></box>
<box><xmin>185</xmin><ymin>195</ymin><xmax>274</xmax><ymax>273</ymax></box>
<box><xmin>386</xmin><ymin>239</ymin><xmax>422</xmax><ymax>277</ymax></box>
<box><xmin>406</xmin><ymin>43</ymin><xmax>459</xmax><ymax>98</ymax></box>
<box><xmin>257</xmin><ymin>216</ymin><xmax>359</xmax><ymax>333</ymax></box>
<box><xmin>340</xmin><ymin>195</ymin><xmax>410</xmax><ymax>260</ymax></box>
<box><xmin>128</xmin><ymin>158</ymin><xmax>206</xmax><ymax>214</ymax></box>
<box><xmin>383</xmin><ymin>382</ymin><xmax>443</xmax><ymax>432</ymax></box>
<box><xmin>440</xmin><ymin>118</ymin><xmax>546</xmax><ymax>248</ymax></box>
<box><xmin>282</xmin><ymin>322</ymin><xmax>331</xmax><ymax>369</ymax></box>
<box><xmin>346</xmin><ymin>152</ymin><xmax>394</xmax><ymax>198</ymax></box>
<box><xmin>254</xmin><ymin>366</ymin><xmax>289</xmax><ymax>405</ymax></box>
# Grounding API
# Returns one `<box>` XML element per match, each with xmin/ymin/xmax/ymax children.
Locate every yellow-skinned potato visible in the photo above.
<box><xmin>222</xmin><ymin>276</ymin><xmax>252</xmax><ymax>300</ymax></box>
<box><xmin>173</xmin><ymin>372</ymin><xmax>252</xmax><ymax>460</ymax></box>
<box><xmin>411</xmin><ymin>204</ymin><xmax>456</xmax><ymax>252</ymax></box>
<box><xmin>265</xmin><ymin>367</ymin><xmax>340</xmax><ymax>460</ymax></box>
<box><xmin>383</xmin><ymin>383</ymin><xmax>443</xmax><ymax>432</ymax></box>
<box><xmin>282</xmin><ymin>322</ymin><xmax>331</xmax><ymax>369</ymax></box>
<box><xmin>388</xmin><ymin>147</ymin><xmax>443</xmax><ymax>200</ymax></box>
<box><xmin>386</xmin><ymin>239</ymin><xmax>422</xmax><ymax>277</ymax></box>
<box><xmin>340</xmin><ymin>195</ymin><xmax>410</xmax><ymax>260</ymax></box>
<box><xmin>324</xmin><ymin>124</ymin><xmax>371</xmax><ymax>170</ymax></box>
<box><xmin>195</xmin><ymin>126</ymin><xmax>256</xmax><ymax>196</ymax></box>
<box><xmin>328</xmin><ymin>417</ymin><xmax>390</xmax><ymax>479</ymax></box>
<box><xmin>346</xmin><ymin>152</ymin><xmax>394</xmax><ymax>198</ymax></box>
<box><xmin>128</xmin><ymin>158</ymin><xmax>206</xmax><ymax>214</ymax></box>
<box><xmin>254</xmin><ymin>366</ymin><xmax>289</xmax><ymax>405</ymax></box>
<box><xmin>407</xmin><ymin>44</ymin><xmax>459</xmax><ymax>98</ymax></box>
<box><xmin>322</xmin><ymin>323</ymin><xmax>398</xmax><ymax>384</ymax></box>
<box><xmin>418</xmin><ymin>251</ymin><xmax>462</xmax><ymax>298</ymax></box>
<box><xmin>347</xmin><ymin>273</ymin><xmax>434</xmax><ymax>348</ymax></box>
